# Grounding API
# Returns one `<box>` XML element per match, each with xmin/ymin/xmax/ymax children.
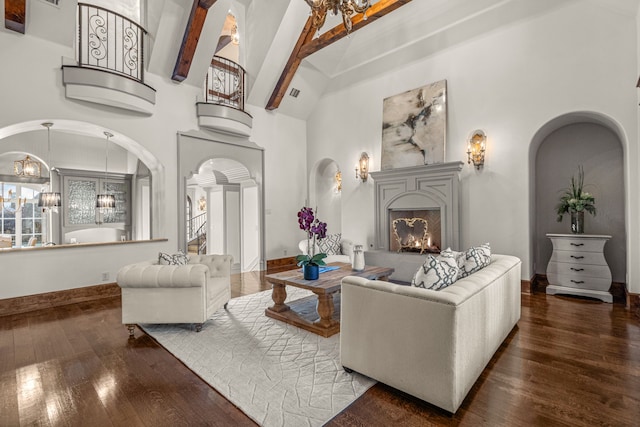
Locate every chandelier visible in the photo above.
<box><xmin>304</xmin><ymin>0</ymin><xmax>372</xmax><ymax>33</ymax></box>
<box><xmin>37</xmin><ymin>122</ymin><xmax>62</xmax><ymax>210</ymax></box>
<box><xmin>96</xmin><ymin>131</ymin><xmax>116</xmax><ymax>213</ymax></box>
<box><xmin>14</xmin><ymin>155</ymin><xmax>41</xmax><ymax>178</ymax></box>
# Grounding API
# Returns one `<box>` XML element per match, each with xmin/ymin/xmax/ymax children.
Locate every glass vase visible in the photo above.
<box><xmin>570</xmin><ymin>211</ymin><xmax>584</xmax><ymax>234</ymax></box>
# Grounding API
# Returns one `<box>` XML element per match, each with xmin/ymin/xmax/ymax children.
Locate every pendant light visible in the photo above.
<box><xmin>96</xmin><ymin>131</ymin><xmax>116</xmax><ymax>210</ymax></box>
<box><xmin>37</xmin><ymin>122</ymin><xmax>62</xmax><ymax>209</ymax></box>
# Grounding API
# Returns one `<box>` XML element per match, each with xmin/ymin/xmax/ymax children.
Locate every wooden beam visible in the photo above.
<box><xmin>266</xmin><ymin>0</ymin><xmax>411</xmax><ymax>110</ymax></box>
<box><xmin>5</xmin><ymin>0</ymin><xmax>26</xmax><ymax>34</ymax></box>
<box><xmin>265</xmin><ymin>16</ymin><xmax>317</xmax><ymax>111</ymax></box>
<box><xmin>299</xmin><ymin>0</ymin><xmax>412</xmax><ymax>59</ymax></box>
<box><xmin>172</xmin><ymin>0</ymin><xmax>217</xmax><ymax>82</ymax></box>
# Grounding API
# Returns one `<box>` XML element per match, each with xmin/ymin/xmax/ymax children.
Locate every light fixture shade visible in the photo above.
<box><xmin>96</xmin><ymin>194</ymin><xmax>116</xmax><ymax>209</ymax></box>
<box><xmin>38</xmin><ymin>192</ymin><xmax>62</xmax><ymax>208</ymax></box>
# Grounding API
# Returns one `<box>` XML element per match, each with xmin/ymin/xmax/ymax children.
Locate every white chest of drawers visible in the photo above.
<box><xmin>545</xmin><ymin>233</ymin><xmax>612</xmax><ymax>303</ymax></box>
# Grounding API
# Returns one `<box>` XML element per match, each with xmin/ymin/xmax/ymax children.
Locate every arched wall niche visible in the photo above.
<box><xmin>0</xmin><ymin>119</ymin><xmax>165</xmax><ymax>241</ymax></box>
<box><xmin>528</xmin><ymin>111</ymin><xmax>627</xmax><ymax>285</ymax></box>
<box><xmin>309</xmin><ymin>158</ymin><xmax>342</xmax><ymax>235</ymax></box>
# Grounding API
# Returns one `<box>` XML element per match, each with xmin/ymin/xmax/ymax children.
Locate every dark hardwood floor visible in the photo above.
<box><xmin>1</xmin><ymin>273</ymin><xmax>639</xmax><ymax>426</ymax></box>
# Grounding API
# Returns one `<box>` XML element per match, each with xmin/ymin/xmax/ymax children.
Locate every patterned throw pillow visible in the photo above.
<box><xmin>456</xmin><ymin>243</ymin><xmax>491</xmax><ymax>279</ymax></box>
<box><xmin>411</xmin><ymin>251</ymin><xmax>459</xmax><ymax>290</ymax></box>
<box><xmin>318</xmin><ymin>233</ymin><xmax>342</xmax><ymax>255</ymax></box>
<box><xmin>158</xmin><ymin>250</ymin><xmax>189</xmax><ymax>266</ymax></box>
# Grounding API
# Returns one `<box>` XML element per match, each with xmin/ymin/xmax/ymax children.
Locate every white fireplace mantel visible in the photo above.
<box><xmin>370</xmin><ymin>161</ymin><xmax>464</xmax><ymax>252</ymax></box>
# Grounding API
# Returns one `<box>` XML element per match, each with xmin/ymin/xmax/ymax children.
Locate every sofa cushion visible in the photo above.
<box><xmin>411</xmin><ymin>251</ymin><xmax>459</xmax><ymax>290</ymax></box>
<box><xmin>318</xmin><ymin>233</ymin><xmax>342</xmax><ymax>255</ymax></box>
<box><xmin>158</xmin><ymin>250</ymin><xmax>189</xmax><ymax>266</ymax></box>
<box><xmin>455</xmin><ymin>243</ymin><xmax>491</xmax><ymax>278</ymax></box>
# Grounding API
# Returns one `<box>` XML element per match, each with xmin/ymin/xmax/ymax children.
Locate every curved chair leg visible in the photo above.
<box><xmin>195</xmin><ymin>323</ymin><xmax>203</xmax><ymax>332</ymax></box>
<box><xmin>224</xmin><ymin>302</ymin><xmax>228</xmax><ymax>310</ymax></box>
<box><xmin>126</xmin><ymin>324</ymin><xmax>136</xmax><ymax>338</ymax></box>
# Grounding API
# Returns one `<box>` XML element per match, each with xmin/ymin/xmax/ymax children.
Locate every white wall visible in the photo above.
<box><xmin>248</xmin><ymin>107</ymin><xmax>307</xmax><ymax>259</ymax></box>
<box><xmin>306</xmin><ymin>2</ymin><xmax>639</xmax><ymax>291</ymax></box>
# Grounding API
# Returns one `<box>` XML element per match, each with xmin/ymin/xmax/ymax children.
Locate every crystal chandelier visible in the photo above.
<box><xmin>304</xmin><ymin>0</ymin><xmax>372</xmax><ymax>33</ymax></box>
<box><xmin>37</xmin><ymin>122</ymin><xmax>62</xmax><ymax>210</ymax></box>
<box><xmin>96</xmin><ymin>131</ymin><xmax>116</xmax><ymax>212</ymax></box>
<box><xmin>14</xmin><ymin>155</ymin><xmax>41</xmax><ymax>178</ymax></box>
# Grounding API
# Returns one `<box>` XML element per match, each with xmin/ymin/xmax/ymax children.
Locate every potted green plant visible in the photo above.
<box><xmin>296</xmin><ymin>207</ymin><xmax>327</xmax><ymax>280</ymax></box>
<box><xmin>555</xmin><ymin>165</ymin><xmax>596</xmax><ymax>234</ymax></box>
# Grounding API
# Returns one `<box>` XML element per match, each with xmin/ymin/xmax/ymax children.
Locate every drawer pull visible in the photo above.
<box><xmin>570</xmin><ymin>268</ymin><xmax>584</xmax><ymax>272</ymax></box>
<box><xmin>571</xmin><ymin>280</ymin><xmax>585</xmax><ymax>284</ymax></box>
<box><xmin>570</xmin><ymin>243</ymin><xmax>584</xmax><ymax>247</ymax></box>
<box><xmin>570</xmin><ymin>255</ymin><xmax>584</xmax><ymax>259</ymax></box>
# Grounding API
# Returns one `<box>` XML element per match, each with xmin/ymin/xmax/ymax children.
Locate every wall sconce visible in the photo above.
<box><xmin>355</xmin><ymin>152</ymin><xmax>370</xmax><ymax>182</ymax></box>
<box><xmin>198</xmin><ymin>196</ymin><xmax>206</xmax><ymax>211</ymax></box>
<box><xmin>467</xmin><ymin>130</ymin><xmax>486</xmax><ymax>170</ymax></box>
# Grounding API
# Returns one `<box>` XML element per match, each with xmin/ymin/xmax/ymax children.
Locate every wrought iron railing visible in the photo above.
<box><xmin>204</xmin><ymin>56</ymin><xmax>246</xmax><ymax>111</ymax></box>
<box><xmin>187</xmin><ymin>212</ymin><xmax>206</xmax><ymax>242</ymax></box>
<box><xmin>77</xmin><ymin>3</ymin><xmax>146</xmax><ymax>82</ymax></box>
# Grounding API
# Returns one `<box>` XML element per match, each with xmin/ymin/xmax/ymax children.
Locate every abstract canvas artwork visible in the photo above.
<box><xmin>381</xmin><ymin>80</ymin><xmax>447</xmax><ymax>170</ymax></box>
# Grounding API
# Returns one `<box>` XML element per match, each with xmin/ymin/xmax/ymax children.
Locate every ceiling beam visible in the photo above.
<box><xmin>172</xmin><ymin>0</ymin><xmax>217</xmax><ymax>82</ymax></box>
<box><xmin>5</xmin><ymin>0</ymin><xmax>26</xmax><ymax>34</ymax></box>
<box><xmin>299</xmin><ymin>0</ymin><xmax>412</xmax><ymax>60</ymax></box>
<box><xmin>265</xmin><ymin>17</ymin><xmax>317</xmax><ymax>111</ymax></box>
<box><xmin>266</xmin><ymin>0</ymin><xmax>412</xmax><ymax>111</ymax></box>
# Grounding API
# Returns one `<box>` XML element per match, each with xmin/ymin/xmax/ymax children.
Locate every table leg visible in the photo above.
<box><xmin>314</xmin><ymin>293</ymin><xmax>337</xmax><ymax>328</ymax></box>
<box><xmin>268</xmin><ymin>282</ymin><xmax>289</xmax><ymax>313</ymax></box>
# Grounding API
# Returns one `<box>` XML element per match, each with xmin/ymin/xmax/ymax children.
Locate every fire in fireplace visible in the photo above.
<box><xmin>389</xmin><ymin>209</ymin><xmax>441</xmax><ymax>253</ymax></box>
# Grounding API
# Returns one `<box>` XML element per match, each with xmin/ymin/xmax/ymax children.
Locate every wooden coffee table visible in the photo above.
<box><xmin>265</xmin><ymin>262</ymin><xmax>394</xmax><ymax>337</ymax></box>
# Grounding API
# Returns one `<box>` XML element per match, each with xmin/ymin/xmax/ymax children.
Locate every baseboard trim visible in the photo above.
<box><xmin>627</xmin><ymin>292</ymin><xmax>640</xmax><ymax>319</ymax></box>
<box><xmin>531</xmin><ymin>274</ymin><xmax>627</xmax><ymax>304</ymax></box>
<box><xmin>0</xmin><ymin>283</ymin><xmax>121</xmax><ymax>317</ymax></box>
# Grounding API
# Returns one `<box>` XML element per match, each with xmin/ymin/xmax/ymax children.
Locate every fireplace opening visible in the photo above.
<box><xmin>389</xmin><ymin>209</ymin><xmax>441</xmax><ymax>254</ymax></box>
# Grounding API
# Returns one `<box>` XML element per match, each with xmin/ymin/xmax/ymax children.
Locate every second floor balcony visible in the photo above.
<box><xmin>61</xmin><ymin>3</ymin><xmax>156</xmax><ymax>115</ymax></box>
<box><xmin>196</xmin><ymin>56</ymin><xmax>253</xmax><ymax>137</ymax></box>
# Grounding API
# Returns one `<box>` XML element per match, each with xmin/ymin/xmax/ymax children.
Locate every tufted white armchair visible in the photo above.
<box><xmin>116</xmin><ymin>254</ymin><xmax>232</xmax><ymax>336</ymax></box>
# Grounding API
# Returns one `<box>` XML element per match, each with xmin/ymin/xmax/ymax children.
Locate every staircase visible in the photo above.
<box><xmin>187</xmin><ymin>212</ymin><xmax>207</xmax><ymax>254</ymax></box>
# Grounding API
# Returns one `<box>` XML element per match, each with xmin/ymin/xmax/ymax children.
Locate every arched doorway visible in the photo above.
<box><xmin>529</xmin><ymin>112</ymin><xmax>627</xmax><ymax>288</ymax></box>
<box><xmin>177</xmin><ymin>132</ymin><xmax>265</xmax><ymax>273</ymax></box>
<box><xmin>187</xmin><ymin>158</ymin><xmax>259</xmax><ymax>272</ymax></box>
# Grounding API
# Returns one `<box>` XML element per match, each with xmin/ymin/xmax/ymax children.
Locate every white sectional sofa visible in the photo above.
<box><xmin>340</xmin><ymin>254</ymin><xmax>521</xmax><ymax>413</ymax></box>
<box><xmin>298</xmin><ymin>238</ymin><xmax>354</xmax><ymax>264</ymax></box>
<box><xmin>117</xmin><ymin>254</ymin><xmax>232</xmax><ymax>336</ymax></box>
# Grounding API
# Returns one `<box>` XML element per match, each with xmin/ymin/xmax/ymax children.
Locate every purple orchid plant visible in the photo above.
<box><xmin>296</xmin><ymin>206</ymin><xmax>328</xmax><ymax>267</ymax></box>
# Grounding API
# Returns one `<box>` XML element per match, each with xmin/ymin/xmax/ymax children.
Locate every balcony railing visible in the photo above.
<box><xmin>204</xmin><ymin>56</ymin><xmax>246</xmax><ymax>111</ymax></box>
<box><xmin>77</xmin><ymin>3</ymin><xmax>146</xmax><ymax>82</ymax></box>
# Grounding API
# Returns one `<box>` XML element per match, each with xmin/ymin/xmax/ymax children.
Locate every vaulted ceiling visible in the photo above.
<box><xmin>4</xmin><ymin>0</ymin><xmax>640</xmax><ymax>121</ymax></box>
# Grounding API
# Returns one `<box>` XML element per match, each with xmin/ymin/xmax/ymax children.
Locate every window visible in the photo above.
<box><xmin>0</xmin><ymin>183</ymin><xmax>43</xmax><ymax>247</ymax></box>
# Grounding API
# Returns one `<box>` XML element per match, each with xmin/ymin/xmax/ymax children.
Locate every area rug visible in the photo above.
<box><xmin>140</xmin><ymin>287</ymin><xmax>375</xmax><ymax>426</ymax></box>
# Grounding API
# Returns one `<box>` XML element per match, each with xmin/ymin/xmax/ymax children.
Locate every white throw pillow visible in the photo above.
<box><xmin>158</xmin><ymin>250</ymin><xmax>189</xmax><ymax>266</ymax></box>
<box><xmin>456</xmin><ymin>243</ymin><xmax>491</xmax><ymax>278</ymax></box>
<box><xmin>411</xmin><ymin>251</ymin><xmax>459</xmax><ymax>290</ymax></box>
<box><xmin>318</xmin><ymin>233</ymin><xmax>341</xmax><ymax>255</ymax></box>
